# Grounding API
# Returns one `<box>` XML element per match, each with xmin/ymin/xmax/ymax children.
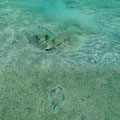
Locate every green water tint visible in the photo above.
<box><xmin>0</xmin><ymin>0</ymin><xmax>120</xmax><ymax>119</ymax></box>
<box><xmin>0</xmin><ymin>66</ymin><xmax>120</xmax><ymax>120</ymax></box>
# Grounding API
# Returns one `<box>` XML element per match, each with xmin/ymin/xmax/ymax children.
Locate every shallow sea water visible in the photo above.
<box><xmin>0</xmin><ymin>0</ymin><xmax>120</xmax><ymax>120</ymax></box>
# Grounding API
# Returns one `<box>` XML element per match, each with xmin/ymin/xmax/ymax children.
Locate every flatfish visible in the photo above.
<box><xmin>48</xmin><ymin>85</ymin><xmax>65</xmax><ymax>114</ymax></box>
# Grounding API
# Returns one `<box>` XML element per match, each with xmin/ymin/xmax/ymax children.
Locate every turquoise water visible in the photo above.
<box><xmin>0</xmin><ymin>0</ymin><xmax>120</xmax><ymax>66</ymax></box>
<box><xmin>0</xmin><ymin>0</ymin><xmax>120</xmax><ymax>120</ymax></box>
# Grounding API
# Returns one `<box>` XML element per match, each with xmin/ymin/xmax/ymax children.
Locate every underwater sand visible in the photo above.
<box><xmin>0</xmin><ymin>0</ymin><xmax>120</xmax><ymax>120</ymax></box>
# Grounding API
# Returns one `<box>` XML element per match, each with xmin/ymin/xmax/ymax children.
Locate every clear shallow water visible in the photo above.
<box><xmin>0</xmin><ymin>0</ymin><xmax>120</xmax><ymax>120</ymax></box>
<box><xmin>0</xmin><ymin>0</ymin><xmax>120</xmax><ymax>67</ymax></box>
